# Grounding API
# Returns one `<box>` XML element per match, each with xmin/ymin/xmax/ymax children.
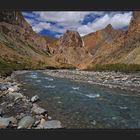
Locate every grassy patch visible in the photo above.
<box><xmin>86</xmin><ymin>63</ymin><xmax>140</xmax><ymax>73</ymax></box>
<box><xmin>0</xmin><ymin>58</ymin><xmax>14</xmax><ymax>76</ymax></box>
<box><xmin>0</xmin><ymin>57</ymin><xmax>34</xmax><ymax>77</ymax></box>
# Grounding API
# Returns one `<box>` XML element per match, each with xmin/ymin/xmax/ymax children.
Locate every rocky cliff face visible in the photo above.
<box><xmin>0</xmin><ymin>11</ymin><xmax>31</xmax><ymax>29</ymax></box>
<box><xmin>0</xmin><ymin>11</ymin><xmax>57</xmax><ymax>69</ymax></box>
<box><xmin>50</xmin><ymin>30</ymin><xmax>93</xmax><ymax>69</ymax></box>
<box><xmin>83</xmin><ymin>24</ymin><xmax>123</xmax><ymax>56</ymax></box>
<box><xmin>84</xmin><ymin>11</ymin><xmax>140</xmax><ymax>66</ymax></box>
<box><xmin>0</xmin><ymin>11</ymin><xmax>140</xmax><ymax>71</ymax></box>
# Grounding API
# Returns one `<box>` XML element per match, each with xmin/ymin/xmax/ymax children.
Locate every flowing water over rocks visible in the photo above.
<box><xmin>14</xmin><ymin>70</ymin><xmax>140</xmax><ymax>128</ymax></box>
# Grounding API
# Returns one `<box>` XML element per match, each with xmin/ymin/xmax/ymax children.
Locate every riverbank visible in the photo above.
<box><xmin>0</xmin><ymin>74</ymin><xmax>63</xmax><ymax>129</ymax></box>
<box><xmin>43</xmin><ymin>70</ymin><xmax>140</xmax><ymax>93</ymax></box>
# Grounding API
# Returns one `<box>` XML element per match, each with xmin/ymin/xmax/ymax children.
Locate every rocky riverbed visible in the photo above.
<box><xmin>0</xmin><ymin>75</ymin><xmax>63</xmax><ymax>129</ymax></box>
<box><xmin>43</xmin><ymin>70</ymin><xmax>140</xmax><ymax>93</ymax></box>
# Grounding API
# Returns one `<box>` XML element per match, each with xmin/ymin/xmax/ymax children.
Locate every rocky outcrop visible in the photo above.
<box><xmin>51</xmin><ymin>30</ymin><xmax>93</xmax><ymax>69</ymax></box>
<box><xmin>56</xmin><ymin>30</ymin><xmax>84</xmax><ymax>49</ymax></box>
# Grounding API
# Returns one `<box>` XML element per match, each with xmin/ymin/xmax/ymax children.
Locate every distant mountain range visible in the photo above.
<box><xmin>0</xmin><ymin>11</ymin><xmax>140</xmax><ymax>71</ymax></box>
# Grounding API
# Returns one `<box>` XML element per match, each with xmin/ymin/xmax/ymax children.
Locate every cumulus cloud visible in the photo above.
<box><xmin>23</xmin><ymin>11</ymin><xmax>132</xmax><ymax>37</ymax></box>
<box><xmin>78</xmin><ymin>12</ymin><xmax>132</xmax><ymax>36</ymax></box>
<box><xmin>32</xmin><ymin>22</ymin><xmax>51</xmax><ymax>33</ymax></box>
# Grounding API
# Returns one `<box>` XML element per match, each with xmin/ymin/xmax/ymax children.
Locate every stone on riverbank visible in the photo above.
<box><xmin>8</xmin><ymin>92</ymin><xmax>23</xmax><ymax>100</ymax></box>
<box><xmin>31</xmin><ymin>95</ymin><xmax>39</xmax><ymax>103</ymax></box>
<box><xmin>8</xmin><ymin>85</ymin><xmax>20</xmax><ymax>92</ymax></box>
<box><xmin>18</xmin><ymin>116</ymin><xmax>35</xmax><ymax>129</ymax></box>
<box><xmin>31</xmin><ymin>104</ymin><xmax>47</xmax><ymax>115</ymax></box>
<box><xmin>0</xmin><ymin>84</ymin><xmax>8</xmax><ymax>91</ymax></box>
<box><xmin>40</xmin><ymin>120</ymin><xmax>62</xmax><ymax>129</ymax></box>
<box><xmin>8</xmin><ymin>116</ymin><xmax>17</xmax><ymax>124</ymax></box>
<box><xmin>0</xmin><ymin>117</ymin><xmax>10</xmax><ymax>129</ymax></box>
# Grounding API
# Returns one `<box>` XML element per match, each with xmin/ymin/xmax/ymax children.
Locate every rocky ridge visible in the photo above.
<box><xmin>84</xmin><ymin>11</ymin><xmax>140</xmax><ymax>66</ymax></box>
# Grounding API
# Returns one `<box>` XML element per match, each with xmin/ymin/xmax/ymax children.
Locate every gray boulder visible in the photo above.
<box><xmin>42</xmin><ymin>120</ymin><xmax>62</xmax><ymax>129</ymax></box>
<box><xmin>31</xmin><ymin>104</ymin><xmax>47</xmax><ymax>115</ymax></box>
<box><xmin>18</xmin><ymin>116</ymin><xmax>35</xmax><ymax>129</ymax></box>
<box><xmin>0</xmin><ymin>117</ymin><xmax>10</xmax><ymax>129</ymax></box>
<box><xmin>0</xmin><ymin>84</ymin><xmax>8</xmax><ymax>91</ymax></box>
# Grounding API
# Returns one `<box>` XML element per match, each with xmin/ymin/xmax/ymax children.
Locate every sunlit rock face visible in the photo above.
<box><xmin>50</xmin><ymin>30</ymin><xmax>93</xmax><ymax>69</ymax></box>
<box><xmin>83</xmin><ymin>11</ymin><xmax>140</xmax><ymax>66</ymax></box>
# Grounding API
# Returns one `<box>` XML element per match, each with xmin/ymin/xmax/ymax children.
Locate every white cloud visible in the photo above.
<box><xmin>110</xmin><ymin>12</ymin><xmax>132</xmax><ymax>29</ymax></box>
<box><xmin>33</xmin><ymin>11</ymin><xmax>90</xmax><ymax>23</ymax></box>
<box><xmin>32</xmin><ymin>22</ymin><xmax>51</xmax><ymax>33</ymax></box>
<box><xmin>78</xmin><ymin>12</ymin><xmax>132</xmax><ymax>36</ymax></box>
<box><xmin>23</xmin><ymin>11</ymin><xmax>132</xmax><ymax>37</ymax></box>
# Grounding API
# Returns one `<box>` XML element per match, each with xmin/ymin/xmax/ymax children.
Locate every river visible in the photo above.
<box><xmin>15</xmin><ymin>70</ymin><xmax>140</xmax><ymax>128</ymax></box>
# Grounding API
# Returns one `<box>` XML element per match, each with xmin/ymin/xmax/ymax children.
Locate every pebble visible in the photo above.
<box><xmin>0</xmin><ymin>108</ymin><xmax>3</xmax><ymax>116</ymax></box>
<box><xmin>47</xmin><ymin>116</ymin><xmax>52</xmax><ymax>120</ymax></box>
<box><xmin>91</xmin><ymin>120</ymin><xmax>97</xmax><ymax>125</ymax></box>
<box><xmin>0</xmin><ymin>84</ymin><xmax>8</xmax><ymax>91</ymax></box>
<box><xmin>112</xmin><ymin>117</ymin><xmax>117</xmax><ymax>120</ymax></box>
<box><xmin>31</xmin><ymin>95</ymin><xmax>39</xmax><ymax>103</ymax></box>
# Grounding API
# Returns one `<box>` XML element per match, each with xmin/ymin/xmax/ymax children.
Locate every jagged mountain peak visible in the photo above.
<box><xmin>56</xmin><ymin>30</ymin><xmax>83</xmax><ymax>48</ymax></box>
<box><xmin>104</xmin><ymin>24</ymin><xmax>113</xmax><ymax>31</ymax></box>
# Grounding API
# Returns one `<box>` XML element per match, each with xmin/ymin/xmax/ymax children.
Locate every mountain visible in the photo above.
<box><xmin>50</xmin><ymin>30</ymin><xmax>93</xmax><ymax>69</ymax></box>
<box><xmin>83</xmin><ymin>11</ymin><xmax>140</xmax><ymax>67</ymax></box>
<box><xmin>83</xmin><ymin>24</ymin><xmax>123</xmax><ymax>56</ymax></box>
<box><xmin>0</xmin><ymin>11</ymin><xmax>57</xmax><ymax>71</ymax></box>
<box><xmin>0</xmin><ymin>11</ymin><xmax>140</xmax><ymax>73</ymax></box>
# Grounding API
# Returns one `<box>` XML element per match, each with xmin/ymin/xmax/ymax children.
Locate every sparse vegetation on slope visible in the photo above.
<box><xmin>86</xmin><ymin>63</ymin><xmax>140</xmax><ymax>73</ymax></box>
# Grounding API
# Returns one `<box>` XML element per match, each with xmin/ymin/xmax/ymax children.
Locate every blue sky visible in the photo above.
<box><xmin>22</xmin><ymin>11</ymin><xmax>132</xmax><ymax>38</ymax></box>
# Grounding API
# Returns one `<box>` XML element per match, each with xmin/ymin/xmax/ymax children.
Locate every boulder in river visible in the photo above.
<box><xmin>31</xmin><ymin>95</ymin><xmax>39</xmax><ymax>103</ymax></box>
<box><xmin>18</xmin><ymin>116</ymin><xmax>35</xmax><ymax>129</ymax></box>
